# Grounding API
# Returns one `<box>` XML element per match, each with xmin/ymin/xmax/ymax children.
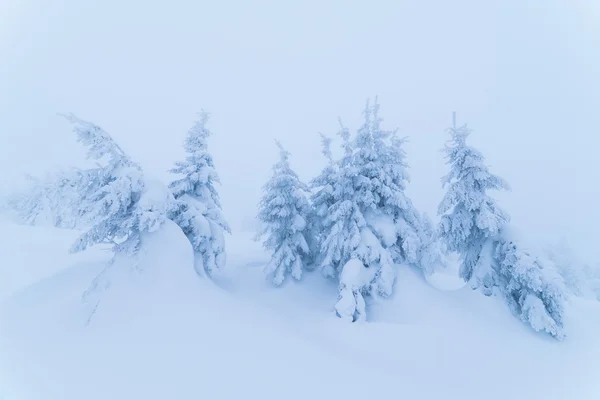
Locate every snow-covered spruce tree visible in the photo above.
<box><xmin>438</xmin><ymin>123</ymin><xmax>510</xmax><ymax>285</ymax></box>
<box><xmin>438</xmin><ymin>122</ymin><xmax>566</xmax><ymax>339</ymax></box>
<box><xmin>309</xmin><ymin>132</ymin><xmax>339</xmax><ymax>269</ymax></box>
<box><xmin>368</xmin><ymin>103</ymin><xmax>444</xmax><ymax>274</ymax></box>
<box><xmin>61</xmin><ymin>114</ymin><xmax>176</xmax><ymax>322</ymax></box>
<box><xmin>257</xmin><ymin>141</ymin><xmax>314</xmax><ymax>285</ymax></box>
<box><xmin>494</xmin><ymin>232</ymin><xmax>566</xmax><ymax>338</ymax></box>
<box><xmin>62</xmin><ymin>114</ymin><xmax>173</xmax><ymax>257</ymax></box>
<box><xmin>313</xmin><ymin>99</ymin><xmax>431</xmax><ymax>322</ymax></box>
<box><xmin>168</xmin><ymin>111</ymin><xmax>230</xmax><ymax>276</ymax></box>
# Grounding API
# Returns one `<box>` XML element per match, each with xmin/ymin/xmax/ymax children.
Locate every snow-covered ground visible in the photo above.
<box><xmin>1</xmin><ymin>220</ymin><xmax>600</xmax><ymax>400</ymax></box>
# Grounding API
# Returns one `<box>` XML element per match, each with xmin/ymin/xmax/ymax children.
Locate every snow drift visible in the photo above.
<box><xmin>2</xmin><ymin>222</ymin><xmax>600</xmax><ymax>400</ymax></box>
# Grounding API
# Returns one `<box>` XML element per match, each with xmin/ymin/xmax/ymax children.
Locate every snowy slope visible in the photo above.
<box><xmin>1</xmin><ymin>222</ymin><xmax>600</xmax><ymax>400</ymax></box>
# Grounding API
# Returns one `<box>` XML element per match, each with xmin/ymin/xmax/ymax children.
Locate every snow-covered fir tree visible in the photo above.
<box><xmin>60</xmin><ymin>114</ymin><xmax>176</xmax><ymax>323</ymax></box>
<box><xmin>62</xmin><ymin>114</ymin><xmax>173</xmax><ymax>257</ymax></box>
<box><xmin>309</xmin><ymin>132</ymin><xmax>338</xmax><ymax>269</ymax></box>
<box><xmin>438</xmin><ymin>123</ymin><xmax>510</xmax><ymax>284</ymax></box>
<box><xmin>312</xmin><ymin>99</ymin><xmax>433</xmax><ymax>322</ymax></box>
<box><xmin>257</xmin><ymin>141</ymin><xmax>314</xmax><ymax>285</ymax></box>
<box><xmin>494</xmin><ymin>231</ymin><xmax>566</xmax><ymax>338</ymax></box>
<box><xmin>168</xmin><ymin>112</ymin><xmax>230</xmax><ymax>276</ymax></box>
<box><xmin>438</xmin><ymin>121</ymin><xmax>566</xmax><ymax>339</ymax></box>
<box><xmin>367</xmin><ymin>106</ymin><xmax>444</xmax><ymax>274</ymax></box>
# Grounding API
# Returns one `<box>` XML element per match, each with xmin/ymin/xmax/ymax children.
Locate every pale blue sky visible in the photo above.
<box><xmin>1</xmin><ymin>0</ymin><xmax>599</xmax><ymax>260</ymax></box>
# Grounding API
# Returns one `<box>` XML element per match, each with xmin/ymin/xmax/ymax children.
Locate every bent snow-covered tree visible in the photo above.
<box><xmin>62</xmin><ymin>114</ymin><xmax>175</xmax><ymax>322</ymax></box>
<box><xmin>169</xmin><ymin>112</ymin><xmax>230</xmax><ymax>275</ymax></box>
<box><xmin>62</xmin><ymin>114</ymin><xmax>173</xmax><ymax>257</ymax></box>
<box><xmin>438</xmin><ymin>121</ymin><xmax>566</xmax><ymax>339</ymax></box>
<box><xmin>313</xmin><ymin>99</ymin><xmax>432</xmax><ymax>322</ymax></box>
<box><xmin>257</xmin><ymin>141</ymin><xmax>314</xmax><ymax>285</ymax></box>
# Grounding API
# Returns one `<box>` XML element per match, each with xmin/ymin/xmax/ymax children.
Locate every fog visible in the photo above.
<box><xmin>1</xmin><ymin>0</ymin><xmax>599</xmax><ymax>261</ymax></box>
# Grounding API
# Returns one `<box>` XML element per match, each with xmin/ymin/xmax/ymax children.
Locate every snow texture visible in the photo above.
<box><xmin>1</xmin><ymin>222</ymin><xmax>600</xmax><ymax>400</ymax></box>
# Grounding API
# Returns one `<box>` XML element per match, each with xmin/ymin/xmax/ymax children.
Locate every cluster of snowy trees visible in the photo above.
<box><xmin>258</xmin><ymin>101</ymin><xmax>443</xmax><ymax>323</ymax></box>
<box><xmin>257</xmin><ymin>100</ymin><xmax>569</xmax><ymax>339</ymax></box>
<box><xmin>5</xmin><ymin>112</ymin><xmax>230</xmax><ymax>308</ymax></box>
<box><xmin>5</xmin><ymin>100</ymin><xmax>590</xmax><ymax>340</ymax></box>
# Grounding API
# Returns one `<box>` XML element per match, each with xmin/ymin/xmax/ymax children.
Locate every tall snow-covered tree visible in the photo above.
<box><xmin>257</xmin><ymin>141</ymin><xmax>314</xmax><ymax>285</ymax></box>
<box><xmin>168</xmin><ymin>112</ymin><xmax>230</xmax><ymax>275</ymax></box>
<box><xmin>438</xmin><ymin>123</ymin><xmax>510</xmax><ymax>284</ymax></box>
<box><xmin>438</xmin><ymin>121</ymin><xmax>566</xmax><ymax>339</ymax></box>
<box><xmin>313</xmin><ymin>99</ymin><xmax>432</xmax><ymax>322</ymax></box>
<box><xmin>309</xmin><ymin>132</ymin><xmax>338</xmax><ymax>269</ymax></box>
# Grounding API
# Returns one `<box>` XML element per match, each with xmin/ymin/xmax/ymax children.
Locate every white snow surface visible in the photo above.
<box><xmin>1</xmin><ymin>220</ymin><xmax>600</xmax><ymax>399</ymax></box>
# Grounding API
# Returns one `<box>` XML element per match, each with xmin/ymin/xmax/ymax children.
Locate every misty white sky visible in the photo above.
<box><xmin>1</xmin><ymin>0</ymin><xmax>599</xmax><ymax>261</ymax></box>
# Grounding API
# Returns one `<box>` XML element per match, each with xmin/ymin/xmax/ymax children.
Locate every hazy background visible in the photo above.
<box><xmin>1</xmin><ymin>0</ymin><xmax>599</xmax><ymax>261</ymax></box>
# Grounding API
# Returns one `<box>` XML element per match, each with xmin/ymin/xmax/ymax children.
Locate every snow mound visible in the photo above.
<box><xmin>0</xmin><ymin>221</ymin><xmax>109</xmax><ymax>302</ymax></box>
<box><xmin>425</xmin><ymin>269</ymin><xmax>467</xmax><ymax>291</ymax></box>
<box><xmin>80</xmin><ymin>219</ymin><xmax>198</xmax><ymax>326</ymax></box>
<box><xmin>2</xmin><ymin>224</ymin><xmax>600</xmax><ymax>400</ymax></box>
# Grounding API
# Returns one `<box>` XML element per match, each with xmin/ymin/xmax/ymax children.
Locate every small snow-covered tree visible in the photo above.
<box><xmin>417</xmin><ymin>212</ymin><xmax>448</xmax><ymax>275</ymax></box>
<box><xmin>4</xmin><ymin>168</ymin><xmax>96</xmax><ymax>229</ymax></box>
<box><xmin>313</xmin><ymin>99</ymin><xmax>432</xmax><ymax>321</ymax></box>
<box><xmin>168</xmin><ymin>112</ymin><xmax>230</xmax><ymax>275</ymax></box>
<box><xmin>438</xmin><ymin>121</ymin><xmax>566</xmax><ymax>339</ymax></box>
<box><xmin>257</xmin><ymin>141</ymin><xmax>314</xmax><ymax>285</ymax></box>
